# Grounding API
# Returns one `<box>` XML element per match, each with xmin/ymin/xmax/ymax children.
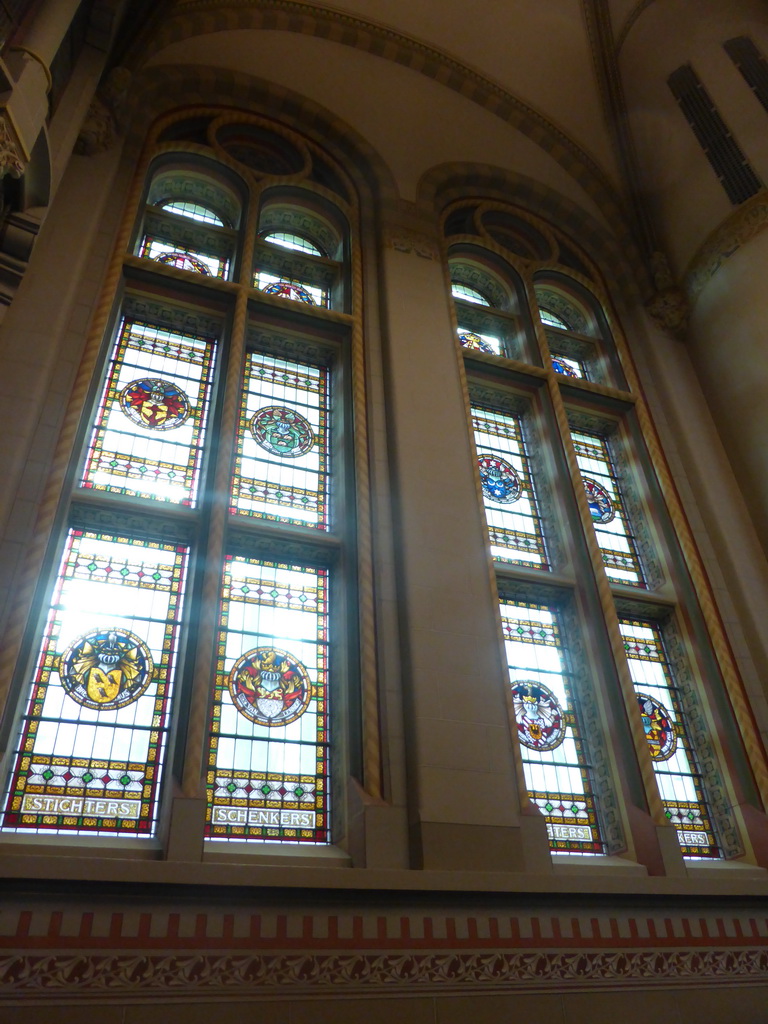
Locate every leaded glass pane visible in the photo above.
<box><xmin>500</xmin><ymin>600</ymin><xmax>602</xmax><ymax>853</ymax></box>
<box><xmin>160</xmin><ymin>200</ymin><xmax>224</xmax><ymax>226</ymax></box>
<box><xmin>539</xmin><ymin>307</ymin><xmax>569</xmax><ymax>329</ymax></box>
<box><xmin>620</xmin><ymin>619</ymin><xmax>719</xmax><ymax>858</ymax></box>
<box><xmin>139</xmin><ymin>237</ymin><xmax>230</xmax><ymax>278</ymax></box>
<box><xmin>551</xmin><ymin>353</ymin><xmax>585</xmax><ymax>378</ymax></box>
<box><xmin>80</xmin><ymin>319</ymin><xmax>217</xmax><ymax>507</ymax></box>
<box><xmin>206</xmin><ymin>556</ymin><xmax>329</xmax><ymax>843</ymax></box>
<box><xmin>451</xmin><ymin>282</ymin><xmax>490</xmax><ymax>306</ymax></box>
<box><xmin>458</xmin><ymin>328</ymin><xmax>502</xmax><ymax>355</ymax></box>
<box><xmin>572</xmin><ymin>431</ymin><xmax>645</xmax><ymax>587</ymax></box>
<box><xmin>263</xmin><ymin>232</ymin><xmax>323</xmax><ymax>256</ymax></box>
<box><xmin>255</xmin><ymin>271</ymin><xmax>328</xmax><ymax>307</ymax></box>
<box><xmin>230</xmin><ymin>352</ymin><xmax>330</xmax><ymax>529</ymax></box>
<box><xmin>472</xmin><ymin>406</ymin><xmax>548</xmax><ymax>567</ymax></box>
<box><xmin>1</xmin><ymin>529</ymin><xmax>188</xmax><ymax>837</ymax></box>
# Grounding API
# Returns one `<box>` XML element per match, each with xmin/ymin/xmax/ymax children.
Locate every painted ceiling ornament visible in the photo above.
<box><xmin>583</xmin><ymin>476</ymin><xmax>615</xmax><ymax>524</ymax></box>
<box><xmin>119</xmin><ymin>378</ymin><xmax>191</xmax><ymax>431</ymax></box>
<box><xmin>59</xmin><ymin>628</ymin><xmax>154</xmax><ymax>711</ymax></box>
<box><xmin>228</xmin><ymin>647</ymin><xmax>312</xmax><ymax>727</ymax></box>
<box><xmin>262</xmin><ymin>280</ymin><xmax>315</xmax><ymax>304</ymax></box>
<box><xmin>510</xmin><ymin>680</ymin><xmax>566</xmax><ymax>751</ymax></box>
<box><xmin>478</xmin><ymin>455</ymin><xmax>521</xmax><ymax>504</ymax></box>
<box><xmin>636</xmin><ymin>692</ymin><xmax>677</xmax><ymax>761</ymax></box>
<box><xmin>155</xmin><ymin>250</ymin><xmax>211</xmax><ymax>275</ymax></box>
<box><xmin>459</xmin><ymin>331</ymin><xmax>494</xmax><ymax>354</ymax></box>
<box><xmin>250</xmin><ymin>405</ymin><xmax>315</xmax><ymax>458</ymax></box>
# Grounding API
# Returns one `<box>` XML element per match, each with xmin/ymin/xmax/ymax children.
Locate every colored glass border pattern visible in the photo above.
<box><xmin>620</xmin><ymin>618</ymin><xmax>720</xmax><ymax>858</ymax></box>
<box><xmin>472</xmin><ymin>405</ymin><xmax>548</xmax><ymax>568</ymax></box>
<box><xmin>80</xmin><ymin>318</ymin><xmax>217</xmax><ymax>507</ymax></box>
<box><xmin>207</xmin><ymin>556</ymin><xmax>330</xmax><ymax>843</ymax></box>
<box><xmin>1</xmin><ymin>529</ymin><xmax>188</xmax><ymax>837</ymax></box>
<box><xmin>500</xmin><ymin>599</ymin><xmax>603</xmax><ymax>853</ymax></box>
<box><xmin>572</xmin><ymin>431</ymin><xmax>645</xmax><ymax>587</ymax></box>
<box><xmin>231</xmin><ymin>352</ymin><xmax>330</xmax><ymax>529</ymax></box>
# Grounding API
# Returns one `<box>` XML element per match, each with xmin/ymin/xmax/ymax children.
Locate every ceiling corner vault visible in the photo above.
<box><xmin>128</xmin><ymin>0</ymin><xmax>653</xmax><ymax>294</ymax></box>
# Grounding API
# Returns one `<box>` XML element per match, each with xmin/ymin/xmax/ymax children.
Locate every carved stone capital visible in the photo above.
<box><xmin>0</xmin><ymin>112</ymin><xmax>26</xmax><ymax>179</ymax></box>
<box><xmin>75</xmin><ymin>66</ymin><xmax>132</xmax><ymax>156</ymax></box>
<box><xmin>646</xmin><ymin>250</ymin><xmax>689</xmax><ymax>337</ymax></box>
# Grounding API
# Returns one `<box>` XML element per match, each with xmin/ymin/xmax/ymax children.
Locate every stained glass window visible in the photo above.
<box><xmin>458</xmin><ymin>328</ymin><xmax>501</xmax><ymax>355</ymax></box>
<box><xmin>160</xmin><ymin>200</ymin><xmax>224</xmax><ymax>226</ymax></box>
<box><xmin>255</xmin><ymin>271</ymin><xmax>327</xmax><ymax>307</ymax></box>
<box><xmin>620</xmin><ymin>618</ymin><xmax>719</xmax><ymax>857</ymax></box>
<box><xmin>139</xmin><ymin>237</ymin><xmax>229</xmax><ymax>278</ymax></box>
<box><xmin>451</xmin><ymin>282</ymin><xmax>490</xmax><ymax>306</ymax></box>
<box><xmin>500</xmin><ymin>599</ymin><xmax>602</xmax><ymax>853</ymax></box>
<box><xmin>551</xmin><ymin>353</ymin><xmax>585</xmax><ymax>379</ymax></box>
<box><xmin>1</xmin><ymin>529</ymin><xmax>188</xmax><ymax>836</ymax></box>
<box><xmin>80</xmin><ymin>318</ymin><xmax>217</xmax><ymax>507</ymax></box>
<box><xmin>571</xmin><ymin>430</ymin><xmax>645</xmax><ymax>587</ymax></box>
<box><xmin>207</xmin><ymin>556</ymin><xmax>329</xmax><ymax>843</ymax></box>
<box><xmin>472</xmin><ymin>405</ymin><xmax>548</xmax><ymax>567</ymax></box>
<box><xmin>230</xmin><ymin>352</ymin><xmax>330</xmax><ymax>529</ymax></box>
<box><xmin>263</xmin><ymin>231</ymin><xmax>323</xmax><ymax>256</ymax></box>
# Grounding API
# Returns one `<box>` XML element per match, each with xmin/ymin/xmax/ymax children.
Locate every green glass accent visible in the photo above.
<box><xmin>120</xmin><ymin>774</ymin><xmax>132</xmax><ymax>786</ymax></box>
<box><xmin>261</xmin><ymin>784</ymin><xmax>271</xmax><ymax>795</ymax></box>
<box><xmin>42</xmin><ymin>769</ymin><xmax>54</xmax><ymax>781</ymax></box>
<box><xmin>82</xmin><ymin>772</ymin><xmax>93</xmax><ymax>784</ymax></box>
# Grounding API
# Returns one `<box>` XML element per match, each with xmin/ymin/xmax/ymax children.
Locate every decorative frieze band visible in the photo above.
<box><xmin>685</xmin><ymin>189</ymin><xmax>768</xmax><ymax>301</ymax></box>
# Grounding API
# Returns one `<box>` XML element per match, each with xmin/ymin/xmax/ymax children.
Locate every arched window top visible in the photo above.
<box><xmin>262</xmin><ymin>231</ymin><xmax>323</xmax><ymax>257</ymax></box>
<box><xmin>147</xmin><ymin>165</ymin><xmax>244</xmax><ymax>229</ymax></box>
<box><xmin>258</xmin><ymin>193</ymin><xmax>346</xmax><ymax>262</ymax></box>
<box><xmin>452</xmin><ymin>282</ymin><xmax>490</xmax><ymax>306</ymax></box>
<box><xmin>539</xmin><ymin>307</ymin><xmax>570</xmax><ymax>330</ymax></box>
<box><xmin>159</xmin><ymin>200</ymin><xmax>224</xmax><ymax>226</ymax></box>
<box><xmin>533</xmin><ymin>283</ymin><xmax>593</xmax><ymax>336</ymax></box>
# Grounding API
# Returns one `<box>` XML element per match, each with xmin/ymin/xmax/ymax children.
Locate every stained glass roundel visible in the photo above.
<box><xmin>263</xmin><ymin>280</ymin><xmax>315</xmax><ymax>304</ymax></box>
<box><xmin>250</xmin><ymin>405</ymin><xmax>315</xmax><ymax>458</ymax></box>
<box><xmin>228</xmin><ymin>647</ymin><xmax>312</xmax><ymax>727</ymax></box>
<box><xmin>59</xmin><ymin>628</ymin><xmax>154</xmax><ymax>711</ymax></box>
<box><xmin>510</xmin><ymin>680</ymin><xmax>566</xmax><ymax>751</ymax></box>
<box><xmin>478</xmin><ymin>455</ymin><xmax>521</xmax><ymax>504</ymax></box>
<box><xmin>155</xmin><ymin>251</ymin><xmax>211</xmax><ymax>275</ymax></box>
<box><xmin>460</xmin><ymin>331</ymin><xmax>495</xmax><ymax>354</ymax></box>
<box><xmin>637</xmin><ymin>692</ymin><xmax>677</xmax><ymax>761</ymax></box>
<box><xmin>583</xmin><ymin>477</ymin><xmax>615</xmax><ymax>524</ymax></box>
<box><xmin>119</xmin><ymin>378</ymin><xmax>192</xmax><ymax>431</ymax></box>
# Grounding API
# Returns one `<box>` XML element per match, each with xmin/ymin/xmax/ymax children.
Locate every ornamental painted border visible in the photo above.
<box><xmin>1</xmin><ymin>948</ymin><xmax>768</xmax><ymax>997</ymax></box>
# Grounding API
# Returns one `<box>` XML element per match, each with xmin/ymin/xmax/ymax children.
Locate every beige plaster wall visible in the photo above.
<box><xmin>620</xmin><ymin>0</ymin><xmax>768</xmax><ymax>269</ymax></box>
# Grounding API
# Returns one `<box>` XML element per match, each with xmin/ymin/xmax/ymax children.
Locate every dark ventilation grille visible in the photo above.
<box><xmin>667</xmin><ymin>63</ymin><xmax>762</xmax><ymax>205</ymax></box>
<box><xmin>725</xmin><ymin>36</ymin><xmax>768</xmax><ymax>114</ymax></box>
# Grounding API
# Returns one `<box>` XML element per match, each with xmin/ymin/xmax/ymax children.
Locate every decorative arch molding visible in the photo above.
<box><xmin>134</xmin><ymin>0</ymin><xmax>638</xmax><ymax>257</ymax></box>
<box><xmin>615</xmin><ymin>0</ymin><xmax>658</xmax><ymax>54</ymax></box>
<box><xmin>685</xmin><ymin>188</ymin><xmax>768</xmax><ymax>303</ymax></box>
<box><xmin>418</xmin><ymin>162</ymin><xmax>649</xmax><ymax>301</ymax></box>
<box><xmin>121</xmin><ymin>62</ymin><xmax>399</xmax><ymax>204</ymax></box>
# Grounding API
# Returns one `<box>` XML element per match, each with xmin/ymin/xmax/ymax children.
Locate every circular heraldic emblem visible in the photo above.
<box><xmin>477</xmin><ymin>455</ymin><xmax>522</xmax><ymax>504</ymax></box>
<box><xmin>250</xmin><ymin>405</ymin><xmax>315</xmax><ymax>458</ymax></box>
<box><xmin>510</xmin><ymin>680</ymin><xmax>566</xmax><ymax>751</ymax></box>
<box><xmin>459</xmin><ymin>331</ymin><xmax>495</xmax><ymax>354</ymax></box>
<box><xmin>262</xmin><ymin>280</ymin><xmax>315</xmax><ymax>304</ymax></box>
<box><xmin>636</xmin><ymin>692</ymin><xmax>677</xmax><ymax>761</ymax></box>
<box><xmin>583</xmin><ymin>476</ymin><xmax>615</xmax><ymax>524</ymax></box>
<box><xmin>155</xmin><ymin>250</ymin><xmax>211</xmax><ymax>275</ymax></box>
<box><xmin>228</xmin><ymin>647</ymin><xmax>312</xmax><ymax>727</ymax></box>
<box><xmin>59</xmin><ymin>628</ymin><xmax>154</xmax><ymax>711</ymax></box>
<box><xmin>119</xmin><ymin>378</ymin><xmax>191</xmax><ymax>431</ymax></box>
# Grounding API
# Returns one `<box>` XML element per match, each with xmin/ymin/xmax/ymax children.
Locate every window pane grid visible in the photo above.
<box><xmin>230</xmin><ymin>352</ymin><xmax>330</xmax><ymax>529</ymax></box>
<box><xmin>160</xmin><ymin>200</ymin><xmax>224</xmax><ymax>226</ymax></box>
<box><xmin>472</xmin><ymin>406</ymin><xmax>548</xmax><ymax>568</ymax></box>
<box><xmin>206</xmin><ymin>556</ymin><xmax>329</xmax><ymax>844</ymax></box>
<box><xmin>1</xmin><ymin>529</ymin><xmax>188</xmax><ymax>837</ymax></box>
<box><xmin>263</xmin><ymin>232</ymin><xmax>323</xmax><ymax>256</ymax></box>
<box><xmin>80</xmin><ymin>318</ymin><xmax>217</xmax><ymax>507</ymax></box>
<box><xmin>500</xmin><ymin>600</ymin><xmax>603</xmax><ymax>853</ymax></box>
<box><xmin>572</xmin><ymin>431</ymin><xmax>645</xmax><ymax>587</ymax></box>
<box><xmin>620</xmin><ymin>618</ymin><xmax>720</xmax><ymax>858</ymax></box>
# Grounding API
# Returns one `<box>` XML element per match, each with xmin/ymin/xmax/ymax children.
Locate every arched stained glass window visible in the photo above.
<box><xmin>0</xmin><ymin>114</ymin><xmax>360</xmax><ymax>847</ymax></box>
<box><xmin>451</xmin><ymin>282</ymin><xmax>490</xmax><ymax>305</ymax></box>
<box><xmin>447</xmin><ymin>197</ymin><xmax>746</xmax><ymax>860</ymax></box>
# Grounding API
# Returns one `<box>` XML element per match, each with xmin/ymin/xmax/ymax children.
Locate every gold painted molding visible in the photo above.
<box><xmin>685</xmin><ymin>190</ymin><xmax>768</xmax><ymax>302</ymax></box>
